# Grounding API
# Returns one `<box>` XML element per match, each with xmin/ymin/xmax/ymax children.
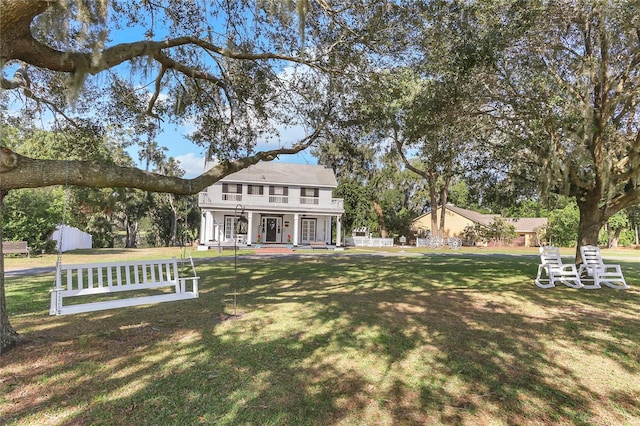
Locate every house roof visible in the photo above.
<box><xmin>415</xmin><ymin>205</ymin><xmax>547</xmax><ymax>233</ymax></box>
<box><xmin>415</xmin><ymin>205</ymin><xmax>497</xmax><ymax>227</ymax></box>
<box><xmin>444</xmin><ymin>205</ymin><xmax>497</xmax><ymax>227</ymax></box>
<box><xmin>505</xmin><ymin>217</ymin><xmax>548</xmax><ymax>233</ymax></box>
<box><xmin>217</xmin><ymin>162</ymin><xmax>338</xmax><ymax>187</ymax></box>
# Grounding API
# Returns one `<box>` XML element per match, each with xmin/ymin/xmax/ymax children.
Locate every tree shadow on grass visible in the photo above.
<box><xmin>2</xmin><ymin>254</ymin><xmax>639</xmax><ymax>425</ymax></box>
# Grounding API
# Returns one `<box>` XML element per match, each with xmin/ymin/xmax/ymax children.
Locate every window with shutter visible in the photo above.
<box><xmin>268</xmin><ymin>186</ymin><xmax>288</xmax><ymax>203</ymax></box>
<box><xmin>301</xmin><ymin>187</ymin><xmax>319</xmax><ymax>205</ymax></box>
<box><xmin>248</xmin><ymin>185</ymin><xmax>264</xmax><ymax>195</ymax></box>
<box><xmin>222</xmin><ymin>183</ymin><xmax>242</xmax><ymax>201</ymax></box>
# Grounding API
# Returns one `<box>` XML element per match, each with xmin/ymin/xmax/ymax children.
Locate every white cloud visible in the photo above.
<box><xmin>175</xmin><ymin>152</ymin><xmax>206</xmax><ymax>178</ymax></box>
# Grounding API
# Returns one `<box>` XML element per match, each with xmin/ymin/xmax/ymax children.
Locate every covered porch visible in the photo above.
<box><xmin>199</xmin><ymin>208</ymin><xmax>343</xmax><ymax>248</ymax></box>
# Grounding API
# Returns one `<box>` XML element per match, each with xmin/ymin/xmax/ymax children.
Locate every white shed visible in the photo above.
<box><xmin>51</xmin><ymin>225</ymin><xmax>92</xmax><ymax>252</ymax></box>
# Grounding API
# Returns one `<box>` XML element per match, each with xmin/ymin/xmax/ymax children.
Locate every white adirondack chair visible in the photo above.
<box><xmin>578</xmin><ymin>245</ymin><xmax>629</xmax><ymax>290</ymax></box>
<box><xmin>534</xmin><ymin>246</ymin><xmax>584</xmax><ymax>289</ymax></box>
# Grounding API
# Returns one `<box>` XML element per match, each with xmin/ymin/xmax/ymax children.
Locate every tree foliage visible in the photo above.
<box><xmin>1</xmin><ymin>188</ymin><xmax>62</xmax><ymax>253</ymax></box>
<box><xmin>1</xmin><ymin>0</ymin><xmax>394</xmax><ymax>195</ymax></box>
<box><xmin>547</xmin><ymin>203</ymin><xmax>580</xmax><ymax>248</ymax></box>
<box><xmin>314</xmin><ymin>134</ymin><xmax>425</xmax><ymax>239</ymax></box>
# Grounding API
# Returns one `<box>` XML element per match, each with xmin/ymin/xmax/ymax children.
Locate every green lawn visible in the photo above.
<box><xmin>2</xmin><ymin>249</ymin><xmax>639</xmax><ymax>425</ymax></box>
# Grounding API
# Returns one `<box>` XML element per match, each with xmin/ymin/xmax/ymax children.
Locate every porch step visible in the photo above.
<box><xmin>254</xmin><ymin>247</ymin><xmax>295</xmax><ymax>254</ymax></box>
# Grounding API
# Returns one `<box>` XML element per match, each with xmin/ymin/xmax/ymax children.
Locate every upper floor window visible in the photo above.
<box><xmin>269</xmin><ymin>186</ymin><xmax>288</xmax><ymax>203</ymax></box>
<box><xmin>247</xmin><ymin>184</ymin><xmax>264</xmax><ymax>195</ymax></box>
<box><xmin>300</xmin><ymin>187</ymin><xmax>319</xmax><ymax>204</ymax></box>
<box><xmin>222</xmin><ymin>183</ymin><xmax>242</xmax><ymax>201</ymax></box>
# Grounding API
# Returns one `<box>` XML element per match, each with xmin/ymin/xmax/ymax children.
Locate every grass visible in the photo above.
<box><xmin>1</xmin><ymin>248</ymin><xmax>639</xmax><ymax>425</ymax></box>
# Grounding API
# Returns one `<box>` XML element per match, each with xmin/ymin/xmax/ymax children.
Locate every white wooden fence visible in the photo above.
<box><xmin>346</xmin><ymin>237</ymin><xmax>394</xmax><ymax>247</ymax></box>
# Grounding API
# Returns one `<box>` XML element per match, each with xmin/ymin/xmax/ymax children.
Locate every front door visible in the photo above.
<box><xmin>264</xmin><ymin>217</ymin><xmax>279</xmax><ymax>242</ymax></box>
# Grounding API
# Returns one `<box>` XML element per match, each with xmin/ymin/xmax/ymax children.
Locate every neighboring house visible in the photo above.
<box><xmin>503</xmin><ymin>217</ymin><xmax>549</xmax><ymax>247</ymax></box>
<box><xmin>411</xmin><ymin>204</ymin><xmax>547</xmax><ymax>247</ymax></box>
<box><xmin>198</xmin><ymin>161</ymin><xmax>345</xmax><ymax>247</ymax></box>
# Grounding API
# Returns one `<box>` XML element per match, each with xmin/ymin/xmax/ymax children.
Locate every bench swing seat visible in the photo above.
<box><xmin>50</xmin><ymin>257</ymin><xmax>199</xmax><ymax>315</ymax></box>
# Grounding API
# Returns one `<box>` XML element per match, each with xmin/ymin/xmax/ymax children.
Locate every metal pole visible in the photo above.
<box><xmin>234</xmin><ymin>204</ymin><xmax>241</xmax><ymax>273</ymax></box>
<box><xmin>232</xmin><ymin>204</ymin><xmax>244</xmax><ymax>316</ymax></box>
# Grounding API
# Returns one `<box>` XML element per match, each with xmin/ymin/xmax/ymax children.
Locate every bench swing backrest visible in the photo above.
<box><xmin>50</xmin><ymin>257</ymin><xmax>199</xmax><ymax>315</ymax></box>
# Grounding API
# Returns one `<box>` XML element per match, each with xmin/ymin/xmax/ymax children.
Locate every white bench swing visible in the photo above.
<box><xmin>50</xmin><ymin>255</ymin><xmax>199</xmax><ymax>315</ymax></box>
<box><xmin>49</xmin><ymin>181</ymin><xmax>199</xmax><ymax>315</ymax></box>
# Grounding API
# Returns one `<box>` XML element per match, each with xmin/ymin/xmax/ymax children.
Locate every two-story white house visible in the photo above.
<box><xmin>198</xmin><ymin>161</ymin><xmax>345</xmax><ymax>248</ymax></box>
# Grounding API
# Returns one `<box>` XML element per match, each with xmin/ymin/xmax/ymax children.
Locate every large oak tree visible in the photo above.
<box><xmin>490</xmin><ymin>2</ymin><xmax>640</xmax><ymax>261</ymax></box>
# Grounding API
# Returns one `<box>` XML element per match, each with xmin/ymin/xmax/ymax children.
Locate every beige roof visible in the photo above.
<box><xmin>220</xmin><ymin>162</ymin><xmax>338</xmax><ymax>187</ymax></box>
<box><xmin>505</xmin><ymin>217</ymin><xmax>548</xmax><ymax>233</ymax></box>
<box><xmin>444</xmin><ymin>205</ymin><xmax>497</xmax><ymax>227</ymax></box>
<box><xmin>417</xmin><ymin>205</ymin><xmax>547</xmax><ymax>233</ymax></box>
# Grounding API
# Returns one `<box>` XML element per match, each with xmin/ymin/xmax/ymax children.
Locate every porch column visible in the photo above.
<box><xmin>293</xmin><ymin>213</ymin><xmax>300</xmax><ymax>247</ymax></box>
<box><xmin>324</xmin><ymin>217</ymin><xmax>331</xmax><ymax>242</ymax></box>
<box><xmin>247</xmin><ymin>211</ymin><xmax>254</xmax><ymax>245</ymax></box>
<box><xmin>336</xmin><ymin>214</ymin><xmax>342</xmax><ymax>247</ymax></box>
<box><xmin>213</xmin><ymin>223</ymin><xmax>219</xmax><ymax>242</ymax></box>
<box><xmin>204</xmin><ymin>211</ymin><xmax>215</xmax><ymax>244</ymax></box>
<box><xmin>199</xmin><ymin>211</ymin><xmax>207</xmax><ymax>244</ymax></box>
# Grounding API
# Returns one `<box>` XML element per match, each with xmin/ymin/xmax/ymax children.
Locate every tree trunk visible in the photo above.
<box><xmin>0</xmin><ymin>192</ymin><xmax>23</xmax><ymax>355</ymax></box>
<box><xmin>429</xmin><ymin>178</ymin><xmax>438</xmax><ymax>237</ymax></box>
<box><xmin>372</xmin><ymin>200</ymin><xmax>388</xmax><ymax>238</ymax></box>
<box><xmin>171</xmin><ymin>210</ymin><xmax>178</xmax><ymax>246</ymax></box>
<box><xmin>575</xmin><ymin>195</ymin><xmax>605</xmax><ymax>264</ymax></box>
<box><xmin>167</xmin><ymin>194</ymin><xmax>179</xmax><ymax>246</ymax></box>
<box><xmin>125</xmin><ymin>218</ymin><xmax>138</xmax><ymax>248</ymax></box>
<box><xmin>439</xmin><ymin>184</ymin><xmax>449</xmax><ymax>236</ymax></box>
<box><xmin>610</xmin><ymin>226</ymin><xmax>622</xmax><ymax>248</ymax></box>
